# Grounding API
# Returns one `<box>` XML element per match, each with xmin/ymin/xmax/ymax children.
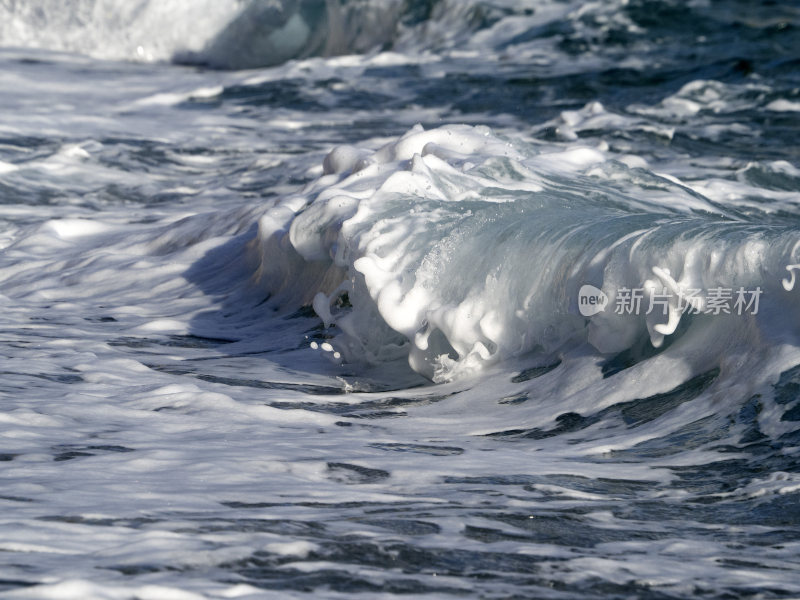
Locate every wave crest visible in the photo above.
<box><xmin>0</xmin><ymin>0</ymin><xmax>406</xmax><ymax>68</ymax></box>
<box><xmin>247</xmin><ymin>124</ymin><xmax>800</xmax><ymax>381</ymax></box>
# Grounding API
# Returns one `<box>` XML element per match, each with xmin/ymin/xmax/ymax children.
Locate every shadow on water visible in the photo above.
<box><xmin>179</xmin><ymin>221</ymin><xmax>429</xmax><ymax>399</ymax></box>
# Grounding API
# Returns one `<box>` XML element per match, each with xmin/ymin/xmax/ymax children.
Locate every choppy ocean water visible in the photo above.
<box><xmin>1</xmin><ymin>1</ymin><xmax>800</xmax><ymax>598</ymax></box>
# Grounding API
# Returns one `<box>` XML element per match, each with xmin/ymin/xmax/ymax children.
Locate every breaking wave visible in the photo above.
<box><xmin>237</xmin><ymin>125</ymin><xmax>800</xmax><ymax>385</ymax></box>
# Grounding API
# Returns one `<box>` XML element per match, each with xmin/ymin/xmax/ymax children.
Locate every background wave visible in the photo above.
<box><xmin>0</xmin><ymin>0</ymin><xmax>408</xmax><ymax>68</ymax></box>
<box><xmin>1</xmin><ymin>0</ymin><xmax>798</xmax><ymax>69</ymax></box>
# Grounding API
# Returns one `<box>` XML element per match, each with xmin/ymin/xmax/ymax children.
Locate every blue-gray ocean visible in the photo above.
<box><xmin>1</xmin><ymin>1</ymin><xmax>799</xmax><ymax>598</ymax></box>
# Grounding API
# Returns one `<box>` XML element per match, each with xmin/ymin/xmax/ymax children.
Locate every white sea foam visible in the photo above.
<box><xmin>0</xmin><ymin>0</ymin><xmax>405</xmax><ymax>68</ymax></box>
<box><xmin>243</xmin><ymin>124</ymin><xmax>800</xmax><ymax>383</ymax></box>
<box><xmin>767</xmin><ymin>99</ymin><xmax>800</xmax><ymax>112</ymax></box>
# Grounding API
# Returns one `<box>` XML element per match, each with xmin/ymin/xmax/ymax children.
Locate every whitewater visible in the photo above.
<box><xmin>1</xmin><ymin>0</ymin><xmax>799</xmax><ymax>598</ymax></box>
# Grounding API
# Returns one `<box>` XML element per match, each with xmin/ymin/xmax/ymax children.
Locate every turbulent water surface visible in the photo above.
<box><xmin>1</xmin><ymin>1</ymin><xmax>800</xmax><ymax>598</ymax></box>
